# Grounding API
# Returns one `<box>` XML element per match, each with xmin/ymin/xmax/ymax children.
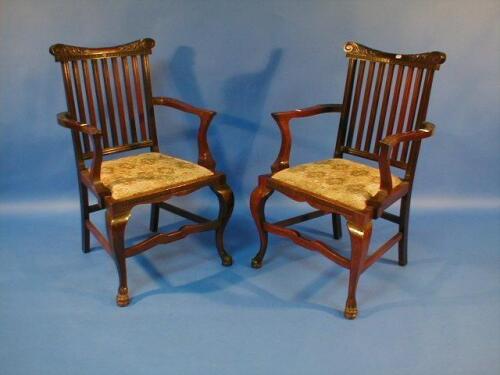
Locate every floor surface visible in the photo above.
<box><xmin>1</xmin><ymin>201</ymin><xmax>499</xmax><ymax>374</ymax></box>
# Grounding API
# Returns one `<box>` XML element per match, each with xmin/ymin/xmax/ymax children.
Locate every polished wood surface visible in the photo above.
<box><xmin>50</xmin><ymin>38</ymin><xmax>234</xmax><ymax>306</ymax></box>
<box><xmin>250</xmin><ymin>41</ymin><xmax>445</xmax><ymax>319</ymax></box>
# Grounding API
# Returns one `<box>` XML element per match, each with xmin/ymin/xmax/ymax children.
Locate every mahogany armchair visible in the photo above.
<box><xmin>250</xmin><ymin>42</ymin><xmax>446</xmax><ymax>319</ymax></box>
<box><xmin>50</xmin><ymin>39</ymin><xmax>233</xmax><ymax>306</ymax></box>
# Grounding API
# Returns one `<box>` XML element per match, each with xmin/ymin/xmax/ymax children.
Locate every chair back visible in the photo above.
<box><xmin>50</xmin><ymin>38</ymin><xmax>158</xmax><ymax>162</ymax></box>
<box><xmin>335</xmin><ymin>42</ymin><xmax>445</xmax><ymax>173</ymax></box>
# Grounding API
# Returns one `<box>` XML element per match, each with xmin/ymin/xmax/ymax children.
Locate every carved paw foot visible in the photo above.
<box><xmin>251</xmin><ymin>257</ymin><xmax>263</xmax><ymax>269</ymax></box>
<box><xmin>221</xmin><ymin>254</ymin><xmax>233</xmax><ymax>267</ymax></box>
<box><xmin>116</xmin><ymin>287</ymin><xmax>130</xmax><ymax>307</ymax></box>
<box><xmin>344</xmin><ymin>305</ymin><xmax>358</xmax><ymax>320</ymax></box>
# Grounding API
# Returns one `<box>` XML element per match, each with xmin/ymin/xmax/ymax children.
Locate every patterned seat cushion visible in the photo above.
<box><xmin>272</xmin><ymin>158</ymin><xmax>401</xmax><ymax>210</ymax></box>
<box><xmin>98</xmin><ymin>152</ymin><xmax>213</xmax><ymax>200</ymax></box>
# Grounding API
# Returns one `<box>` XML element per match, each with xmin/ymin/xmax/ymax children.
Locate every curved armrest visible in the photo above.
<box><xmin>57</xmin><ymin>112</ymin><xmax>104</xmax><ymax>187</ymax></box>
<box><xmin>273</xmin><ymin>104</ymin><xmax>343</xmax><ymax>120</ymax></box>
<box><xmin>152</xmin><ymin>96</ymin><xmax>217</xmax><ymax>171</ymax></box>
<box><xmin>378</xmin><ymin>122</ymin><xmax>435</xmax><ymax>192</ymax></box>
<box><xmin>271</xmin><ymin>104</ymin><xmax>343</xmax><ymax>173</ymax></box>
<box><xmin>57</xmin><ymin>112</ymin><xmax>101</xmax><ymax>135</ymax></box>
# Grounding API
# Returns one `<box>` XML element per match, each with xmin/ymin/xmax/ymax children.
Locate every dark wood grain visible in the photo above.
<box><xmin>50</xmin><ymin>38</ymin><xmax>234</xmax><ymax>307</ymax></box>
<box><xmin>250</xmin><ymin>41</ymin><xmax>445</xmax><ymax>319</ymax></box>
<box><xmin>364</xmin><ymin>63</ymin><xmax>385</xmax><ymax>151</ymax></box>
<box><xmin>111</xmin><ymin>57</ymin><xmax>128</xmax><ymax>144</ymax></box>
<box><xmin>121</xmin><ymin>56</ymin><xmax>138</xmax><ymax>143</ymax></box>
<box><xmin>355</xmin><ymin>61</ymin><xmax>375</xmax><ymax>149</ymax></box>
<box><xmin>131</xmin><ymin>55</ymin><xmax>147</xmax><ymax>141</ymax></box>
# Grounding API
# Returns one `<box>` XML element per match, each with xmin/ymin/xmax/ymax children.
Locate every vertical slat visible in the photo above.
<box><xmin>71</xmin><ymin>61</ymin><xmax>90</xmax><ymax>152</ymax></box>
<box><xmin>61</xmin><ymin>62</ymin><xmax>83</xmax><ymax>159</ymax></box>
<box><xmin>374</xmin><ymin>64</ymin><xmax>395</xmax><ymax>153</ymax></box>
<box><xmin>346</xmin><ymin>60</ymin><xmax>366</xmax><ymax>147</ymax></box>
<box><xmin>111</xmin><ymin>58</ymin><xmax>128</xmax><ymax>144</ymax></box>
<box><xmin>82</xmin><ymin>60</ymin><xmax>98</xmax><ymax>130</ymax></box>
<box><xmin>415</xmin><ymin>69</ymin><xmax>435</xmax><ymax>127</ymax></box>
<box><xmin>131</xmin><ymin>55</ymin><xmax>148</xmax><ymax>141</ymax></box>
<box><xmin>364</xmin><ymin>63</ymin><xmax>385</xmax><ymax>152</ymax></box>
<box><xmin>91</xmin><ymin>60</ymin><xmax>109</xmax><ymax>148</ymax></box>
<box><xmin>355</xmin><ymin>61</ymin><xmax>375</xmax><ymax>149</ymax></box>
<box><xmin>101</xmin><ymin>59</ymin><xmax>119</xmax><ymax>146</ymax></box>
<box><xmin>391</xmin><ymin>66</ymin><xmax>414</xmax><ymax>159</ymax></box>
<box><xmin>334</xmin><ymin>58</ymin><xmax>357</xmax><ymax>157</ymax></box>
<box><xmin>140</xmin><ymin>55</ymin><xmax>158</xmax><ymax>149</ymax></box>
<box><xmin>404</xmin><ymin>69</ymin><xmax>435</xmax><ymax>179</ymax></box>
<box><xmin>385</xmin><ymin>65</ymin><xmax>405</xmax><ymax>138</ymax></box>
<box><xmin>405</xmin><ymin>69</ymin><xmax>434</xmax><ymax>183</ymax></box>
<box><xmin>400</xmin><ymin>68</ymin><xmax>424</xmax><ymax>161</ymax></box>
<box><xmin>61</xmin><ymin>62</ymin><xmax>76</xmax><ymax>115</ymax></box>
<box><xmin>121</xmin><ymin>57</ymin><xmax>138</xmax><ymax>143</ymax></box>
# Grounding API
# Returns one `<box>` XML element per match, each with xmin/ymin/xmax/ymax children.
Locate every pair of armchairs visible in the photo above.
<box><xmin>50</xmin><ymin>39</ymin><xmax>445</xmax><ymax>319</ymax></box>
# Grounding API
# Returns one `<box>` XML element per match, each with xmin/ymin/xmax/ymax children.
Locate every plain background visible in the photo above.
<box><xmin>1</xmin><ymin>1</ymin><xmax>499</xmax><ymax>374</ymax></box>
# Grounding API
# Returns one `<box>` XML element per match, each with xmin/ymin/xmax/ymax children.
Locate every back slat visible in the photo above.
<box><xmin>391</xmin><ymin>66</ymin><xmax>414</xmax><ymax>160</ymax></box>
<box><xmin>346</xmin><ymin>60</ymin><xmax>366</xmax><ymax>147</ymax></box>
<box><xmin>101</xmin><ymin>59</ymin><xmax>119</xmax><ymax>146</ymax></box>
<box><xmin>416</xmin><ymin>69</ymin><xmax>435</xmax><ymax>127</ymax></box>
<box><xmin>61</xmin><ymin>62</ymin><xmax>83</xmax><ymax>158</ymax></box>
<box><xmin>82</xmin><ymin>60</ymin><xmax>98</xmax><ymax>131</ymax></box>
<box><xmin>385</xmin><ymin>65</ymin><xmax>405</xmax><ymax>139</ymax></box>
<box><xmin>373</xmin><ymin>64</ymin><xmax>395</xmax><ymax>153</ymax></box>
<box><xmin>355</xmin><ymin>61</ymin><xmax>375</xmax><ymax>149</ymax></box>
<box><xmin>121</xmin><ymin>56</ymin><xmax>138</xmax><ymax>143</ymax></box>
<box><xmin>131</xmin><ymin>55</ymin><xmax>148</xmax><ymax>141</ymax></box>
<box><xmin>141</xmin><ymin>55</ymin><xmax>158</xmax><ymax>148</ymax></box>
<box><xmin>334</xmin><ymin>58</ymin><xmax>357</xmax><ymax>157</ymax></box>
<box><xmin>364</xmin><ymin>63</ymin><xmax>385</xmax><ymax>151</ymax></box>
<box><xmin>112</xmin><ymin>57</ymin><xmax>128</xmax><ymax>144</ymax></box>
<box><xmin>91</xmin><ymin>60</ymin><xmax>110</xmax><ymax>148</ymax></box>
<box><xmin>400</xmin><ymin>68</ymin><xmax>424</xmax><ymax>162</ymax></box>
<box><xmin>71</xmin><ymin>61</ymin><xmax>90</xmax><ymax>152</ymax></box>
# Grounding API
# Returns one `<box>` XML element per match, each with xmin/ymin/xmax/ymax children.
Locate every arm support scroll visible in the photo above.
<box><xmin>270</xmin><ymin>104</ymin><xmax>343</xmax><ymax>174</ymax></box>
<box><xmin>152</xmin><ymin>97</ymin><xmax>216</xmax><ymax>172</ymax></box>
<box><xmin>57</xmin><ymin>112</ymin><xmax>104</xmax><ymax>188</ymax></box>
<box><xmin>378</xmin><ymin>122</ymin><xmax>435</xmax><ymax>193</ymax></box>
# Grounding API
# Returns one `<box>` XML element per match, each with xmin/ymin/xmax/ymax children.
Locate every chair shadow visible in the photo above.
<box><xmin>215</xmin><ymin>48</ymin><xmax>283</xmax><ymax>194</ymax></box>
<box><xmin>87</xmin><ymin>218</ymin><xmax>478</xmax><ymax>320</ymax></box>
<box><xmin>128</xmin><ymin>236</ymin><xmax>345</xmax><ymax>318</ymax></box>
<box><xmin>162</xmin><ymin>46</ymin><xmax>283</xmax><ymax>196</ymax></box>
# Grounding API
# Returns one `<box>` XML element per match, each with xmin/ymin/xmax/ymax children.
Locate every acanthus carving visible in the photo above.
<box><xmin>344</xmin><ymin>41</ymin><xmax>446</xmax><ymax>69</ymax></box>
<box><xmin>49</xmin><ymin>38</ymin><xmax>155</xmax><ymax>61</ymax></box>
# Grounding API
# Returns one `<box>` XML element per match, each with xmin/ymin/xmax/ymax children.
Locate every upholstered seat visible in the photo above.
<box><xmin>251</xmin><ymin>41</ymin><xmax>444</xmax><ymax>319</ymax></box>
<box><xmin>272</xmin><ymin>158</ymin><xmax>401</xmax><ymax>210</ymax></box>
<box><xmin>52</xmin><ymin>38</ymin><xmax>234</xmax><ymax>308</ymax></box>
<box><xmin>99</xmin><ymin>152</ymin><xmax>213</xmax><ymax>200</ymax></box>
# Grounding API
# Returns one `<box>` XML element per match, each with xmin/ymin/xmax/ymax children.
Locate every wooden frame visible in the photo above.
<box><xmin>250</xmin><ymin>41</ymin><xmax>445</xmax><ymax>319</ymax></box>
<box><xmin>50</xmin><ymin>39</ymin><xmax>234</xmax><ymax>306</ymax></box>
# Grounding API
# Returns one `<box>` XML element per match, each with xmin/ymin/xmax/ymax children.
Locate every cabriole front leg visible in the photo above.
<box><xmin>106</xmin><ymin>207</ymin><xmax>132</xmax><ymax>307</ymax></box>
<box><xmin>345</xmin><ymin>221</ymin><xmax>372</xmax><ymax>319</ymax></box>
<box><xmin>210</xmin><ymin>181</ymin><xmax>234</xmax><ymax>266</ymax></box>
<box><xmin>250</xmin><ymin>176</ymin><xmax>274</xmax><ymax>268</ymax></box>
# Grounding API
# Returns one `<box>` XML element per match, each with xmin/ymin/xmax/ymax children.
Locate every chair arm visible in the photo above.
<box><xmin>152</xmin><ymin>97</ymin><xmax>217</xmax><ymax>171</ymax></box>
<box><xmin>378</xmin><ymin>122</ymin><xmax>435</xmax><ymax>192</ymax></box>
<box><xmin>152</xmin><ymin>96</ymin><xmax>215</xmax><ymax>118</ymax></box>
<box><xmin>57</xmin><ymin>112</ymin><xmax>104</xmax><ymax>186</ymax></box>
<box><xmin>272</xmin><ymin>104</ymin><xmax>343</xmax><ymax>121</ymax></box>
<box><xmin>270</xmin><ymin>104</ymin><xmax>343</xmax><ymax>173</ymax></box>
<box><xmin>57</xmin><ymin>112</ymin><xmax>101</xmax><ymax>135</ymax></box>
